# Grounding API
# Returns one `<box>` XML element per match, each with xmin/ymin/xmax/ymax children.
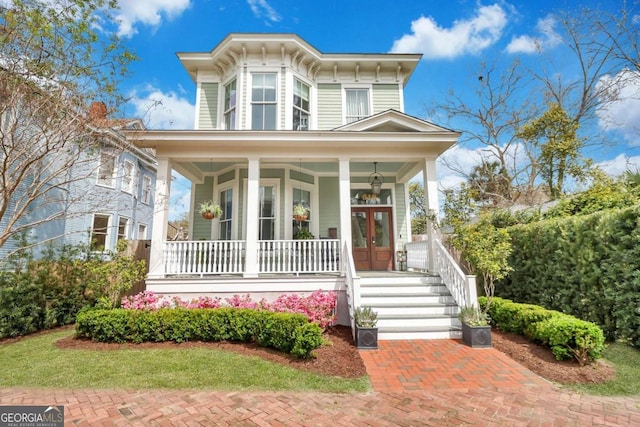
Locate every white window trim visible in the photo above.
<box><xmin>286</xmin><ymin>73</ymin><xmax>313</xmax><ymax>130</ymax></box>
<box><xmin>286</xmin><ymin>179</ymin><xmax>318</xmax><ymax>239</ymax></box>
<box><xmin>91</xmin><ymin>213</ymin><xmax>112</xmax><ymax>252</ymax></box>
<box><xmin>141</xmin><ymin>175</ymin><xmax>152</xmax><ymax>205</ymax></box>
<box><xmin>247</xmin><ymin>70</ymin><xmax>280</xmax><ymax>130</ymax></box>
<box><xmin>137</xmin><ymin>223</ymin><xmax>148</xmax><ymax>240</ymax></box>
<box><xmin>121</xmin><ymin>159</ymin><xmax>136</xmax><ymax>194</ymax></box>
<box><xmin>215</xmin><ymin>181</ymin><xmax>237</xmax><ymax>240</ymax></box>
<box><xmin>96</xmin><ymin>149</ymin><xmax>117</xmax><ymax>188</ymax></box>
<box><xmin>342</xmin><ymin>85</ymin><xmax>372</xmax><ymax>124</ymax></box>
<box><xmin>243</xmin><ymin>178</ymin><xmax>280</xmax><ymax>240</ymax></box>
<box><xmin>222</xmin><ymin>78</ymin><xmax>237</xmax><ymax>130</ymax></box>
<box><xmin>117</xmin><ymin>216</ymin><xmax>131</xmax><ymax>242</ymax></box>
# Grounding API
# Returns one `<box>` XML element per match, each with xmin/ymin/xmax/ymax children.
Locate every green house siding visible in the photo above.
<box><xmin>317</xmin><ymin>83</ymin><xmax>342</xmax><ymax>130</ymax></box>
<box><xmin>372</xmin><ymin>84</ymin><xmax>401</xmax><ymax>114</ymax></box>
<box><xmin>394</xmin><ymin>183</ymin><xmax>408</xmax><ymax>249</ymax></box>
<box><xmin>319</xmin><ymin>177</ymin><xmax>340</xmax><ymax>239</ymax></box>
<box><xmin>192</xmin><ymin>176</ymin><xmax>215</xmax><ymax>239</ymax></box>
<box><xmin>198</xmin><ymin>83</ymin><xmax>219</xmax><ymax>129</ymax></box>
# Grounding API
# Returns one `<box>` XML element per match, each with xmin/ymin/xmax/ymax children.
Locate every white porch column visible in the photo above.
<box><xmin>338</xmin><ymin>158</ymin><xmax>352</xmax><ymax>273</ymax></box>
<box><xmin>148</xmin><ymin>157</ymin><xmax>171</xmax><ymax>279</ymax></box>
<box><xmin>244</xmin><ymin>157</ymin><xmax>260</xmax><ymax>277</ymax></box>
<box><xmin>422</xmin><ymin>157</ymin><xmax>439</xmax><ymax>272</ymax></box>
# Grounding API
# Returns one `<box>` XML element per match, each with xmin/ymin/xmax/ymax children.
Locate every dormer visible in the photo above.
<box><xmin>177</xmin><ymin>33</ymin><xmax>422</xmax><ymax>131</ymax></box>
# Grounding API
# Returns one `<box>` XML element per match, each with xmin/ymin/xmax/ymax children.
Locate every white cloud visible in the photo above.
<box><xmin>128</xmin><ymin>85</ymin><xmax>195</xmax><ymax>130</ymax></box>
<box><xmin>390</xmin><ymin>4</ymin><xmax>508</xmax><ymax>59</ymax></box>
<box><xmin>597</xmin><ymin>154</ymin><xmax>640</xmax><ymax>177</ymax></box>
<box><xmin>506</xmin><ymin>14</ymin><xmax>561</xmax><ymax>54</ymax></box>
<box><xmin>115</xmin><ymin>0</ymin><xmax>191</xmax><ymax>37</ymax></box>
<box><xmin>247</xmin><ymin>0</ymin><xmax>281</xmax><ymax>23</ymax></box>
<box><xmin>597</xmin><ymin>70</ymin><xmax>640</xmax><ymax>144</ymax></box>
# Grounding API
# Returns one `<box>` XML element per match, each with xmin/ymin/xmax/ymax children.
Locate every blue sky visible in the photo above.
<box><xmin>110</xmin><ymin>0</ymin><xmax>640</xmax><ymax>218</ymax></box>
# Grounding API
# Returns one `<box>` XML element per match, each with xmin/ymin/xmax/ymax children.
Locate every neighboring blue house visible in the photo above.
<box><xmin>0</xmin><ymin>102</ymin><xmax>157</xmax><ymax>263</ymax></box>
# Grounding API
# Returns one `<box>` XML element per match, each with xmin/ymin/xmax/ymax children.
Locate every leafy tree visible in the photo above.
<box><xmin>517</xmin><ymin>103</ymin><xmax>587</xmax><ymax>199</ymax></box>
<box><xmin>468</xmin><ymin>160</ymin><xmax>513</xmax><ymax>207</ymax></box>
<box><xmin>0</xmin><ymin>0</ymin><xmax>136</xmax><ymax>256</ymax></box>
<box><xmin>408</xmin><ymin>182</ymin><xmax>427</xmax><ymax>235</ymax></box>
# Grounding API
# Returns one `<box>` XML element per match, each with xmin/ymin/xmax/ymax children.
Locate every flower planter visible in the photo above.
<box><xmin>355</xmin><ymin>326</ymin><xmax>378</xmax><ymax>349</ymax></box>
<box><xmin>293</xmin><ymin>214</ymin><xmax>308</xmax><ymax>221</ymax></box>
<box><xmin>461</xmin><ymin>323</ymin><xmax>492</xmax><ymax>348</ymax></box>
<box><xmin>202</xmin><ymin>212</ymin><xmax>216</xmax><ymax>220</ymax></box>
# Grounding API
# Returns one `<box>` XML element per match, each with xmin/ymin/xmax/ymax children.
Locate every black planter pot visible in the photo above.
<box><xmin>356</xmin><ymin>326</ymin><xmax>378</xmax><ymax>349</ymax></box>
<box><xmin>461</xmin><ymin>323</ymin><xmax>492</xmax><ymax>348</ymax></box>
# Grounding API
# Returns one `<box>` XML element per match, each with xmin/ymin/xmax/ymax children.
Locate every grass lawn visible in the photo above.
<box><xmin>570</xmin><ymin>342</ymin><xmax>640</xmax><ymax>396</ymax></box>
<box><xmin>0</xmin><ymin>329</ymin><xmax>369</xmax><ymax>393</ymax></box>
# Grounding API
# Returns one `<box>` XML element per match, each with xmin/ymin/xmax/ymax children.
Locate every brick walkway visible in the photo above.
<box><xmin>2</xmin><ymin>339</ymin><xmax>640</xmax><ymax>426</ymax></box>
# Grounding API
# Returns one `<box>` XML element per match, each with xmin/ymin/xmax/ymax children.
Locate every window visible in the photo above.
<box><xmin>117</xmin><ymin>217</ymin><xmax>130</xmax><ymax>242</ymax></box>
<box><xmin>259</xmin><ymin>186</ymin><xmax>276</xmax><ymax>240</ymax></box>
<box><xmin>293</xmin><ymin>188</ymin><xmax>311</xmax><ymax>237</ymax></box>
<box><xmin>293</xmin><ymin>79</ymin><xmax>310</xmax><ymax>130</ymax></box>
<box><xmin>345</xmin><ymin>88</ymin><xmax>370</xmax><ymax>123</ymax></box>
<box><xmin>91</xmin><ymin>214</ymin><xmax>110</xmax><ymax>251</ymax></box>
<box><xmin>97</xmin><ymin>150</ymin><xmax>116</xmax><ymax>187</ymax></box>
<box><xmin>251</xmin><ymin>73</ymin><xmax>277</xmax><ymax>130</ymax></box>
<box><xmin>141</xmin><ymin>175</ymin><xmax>152</xmax><ymax>204</ymax></box>
<box><xmin>219</xmin><ymin>188</ymin><xmax>233</xmax><ymax>240</ymax></box>
<box><xmin>138</xmin><ymin>224</ymin><xmax>147</xmax><ymax>240</ymax></box>
<box><xmin>224</xmin><ymin>79</ymin><xmax>237</xmax><ymax>130</ymax></box>
<box><xmin>121</xmin><ymin>160</ymin><xmax>135</xmax><ymax>193</ymax></box>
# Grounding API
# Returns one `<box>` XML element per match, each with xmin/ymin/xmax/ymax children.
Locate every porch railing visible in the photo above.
<box><xmin>164</xmin><ymin>240</ymin><xmax>245</xmax><ymax>276</ymax></box>
<box><xmin>258</xmin><ymin>239</ymin><xmax>340</xmax><ymax>275</ymax></box>
<box><xmin>163</xmin><ymin>239</ymin><xmax>340</xmax><ymax>276</ymax></box>
<box><xmin>342</xmin><ymin>241</ymin><xmax>360</xmax><ymax>341</ymax></box>
<box><xmin>405</xmin><ymin>237</ymin><xmax>478</xmax><ymax>309</ymax></box>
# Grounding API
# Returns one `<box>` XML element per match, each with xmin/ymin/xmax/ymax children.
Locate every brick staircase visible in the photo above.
<box><xmin>359</xmin><ymin>274</ymin><xmax>462</xmax><ymax>340</ymax></box>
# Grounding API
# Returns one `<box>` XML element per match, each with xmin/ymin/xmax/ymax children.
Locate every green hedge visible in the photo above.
<box><xmin>75</xmin><ymin>308</ymin><xmax>324</xmax><ymax>359</ymax></box>
<box><xmin>495</xmin><ymin>205</ymin><xmax>640</xmax><ymax>346</ymax></box>
<box><xmin>481</xmin><ymin>297</ymin><xmax>605</xmax><ymax>365</ymax></box>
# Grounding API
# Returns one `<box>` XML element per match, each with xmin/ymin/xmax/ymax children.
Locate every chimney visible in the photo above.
<box><xmin>88</xmin><ymin>101</ymin><xmax>108</xmax><ymax>121</ymax></box>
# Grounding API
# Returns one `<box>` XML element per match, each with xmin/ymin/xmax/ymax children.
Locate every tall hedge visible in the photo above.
<box><xmin>496</xmin><ymin>205</ymin><xmax>640</xmax><ymax>346</ymax></box>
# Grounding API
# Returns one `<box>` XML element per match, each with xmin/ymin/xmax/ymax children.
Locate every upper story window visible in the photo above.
<box><xmin>121</xmin><ymin>159</ymin><xmax>135</xmax><ymax>194</ymax></box>
<box><xmin>224</xmin><ymin>79</ymin><xmax>236</xmax><ymax>130</ymax></box>
<box><xmin>345</xmin><ymin>88</ymin><xmax>370</xmax><ymax>123</ymax></box>
<box><xmin>97</xmin><ymin>150</ymin><xmax>116</xmax><ymax>187</ymax></box>
<box><xmin>141</xmin><ymin>175</ymin><xmax>152</xmax><ymax>204</ymax></box>
<box><xmin>293</xmin><ymin>79</ymin><xmax>310</xmax><ymax>130</ymax></box>
<box><xmin>251</xmin><ymin>73</ymin><xmax>277</xmax><ymax>130</ymax></box>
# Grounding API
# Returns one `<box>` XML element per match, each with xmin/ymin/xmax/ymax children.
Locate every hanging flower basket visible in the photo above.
<box><xmin>198</xmin><ymin>200</ymin><xmax>222</xmax><ymax>220</ymax></box>
<box><xmin>293</xmin><ymin>203</ymin><xmax>309</xmax><ymax>222</ymax></box>
<box><xmin>293</xmin><ymin>214</ymin><xmax>308</xmax><ymax>221</ymax></box>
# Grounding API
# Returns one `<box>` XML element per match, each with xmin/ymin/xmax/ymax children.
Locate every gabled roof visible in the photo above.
<box><xmin>333</xmin><ymin>109</ymin><xmax>460</xmax><ymax>134</ymax></box>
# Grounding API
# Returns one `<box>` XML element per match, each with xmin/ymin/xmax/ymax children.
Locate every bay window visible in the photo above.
<box><xmin>251</xmin><ymin>73</ymin><xmax>277</xmax><ymax>130</ymax></box>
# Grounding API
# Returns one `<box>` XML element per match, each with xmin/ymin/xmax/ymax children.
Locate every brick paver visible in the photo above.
<box><xmin>2</xmin><ymin>339</ymin><xmax>640</xmax><ymax>426</ymax></box>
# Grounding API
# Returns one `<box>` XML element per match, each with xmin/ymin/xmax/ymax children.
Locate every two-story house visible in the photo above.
<box><xmin>0</xmin><ymin>102</ymin><xmax>157</xmax><ymax>263</ymax></box>
<box><xmin>130</xmin><ymin>34</ymin><xmax>474</xmax><ymax>339</ymax></box>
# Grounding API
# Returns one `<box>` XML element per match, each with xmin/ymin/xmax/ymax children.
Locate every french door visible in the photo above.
<box><xmin>351</xmin><ymin>207</ymin><xmax>394</xmax><ymax>271</ymax></box>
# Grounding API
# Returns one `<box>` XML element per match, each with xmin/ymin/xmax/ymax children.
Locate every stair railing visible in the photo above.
<box><xmin>342</xmin><ymin>241</ymin><xmax>360</xmax><ymax>341</ymax></box>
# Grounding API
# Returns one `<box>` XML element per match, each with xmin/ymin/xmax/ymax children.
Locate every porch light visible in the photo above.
<box><xmin>368</xmin><ymin>162</ymin><xmax>384</xmax><ymax>195</ymax></box>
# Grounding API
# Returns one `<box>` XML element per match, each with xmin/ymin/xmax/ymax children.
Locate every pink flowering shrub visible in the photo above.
<box><xmin>121</xmin><ymin>289</ymin><xmax>337</xmax><ymax>329</ymax></box>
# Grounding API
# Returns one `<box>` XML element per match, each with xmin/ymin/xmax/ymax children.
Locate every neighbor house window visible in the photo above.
<box><xmin>345</xmin><ymin>88</ymin><xmax>370</xmax><ymax>123</ymax></box>
<box><xmin>251</xmin><ymin>73</ymin><xmax>277</xmax><ymax>130</ymax></box>
<box><xmin>219</xmin><ymin>188</ymin><xmax>233</xmax><ymax>240</ymax></box>
<box><xmin>293</xmin><ymin>79</ymin><xmax>310</xmax><ymax>130</ymax></box>
<box><xmin>141</xmin><ymin>175</ymin><xmax>152</xmax><ymax>204</ymax></box>
<box><xmin>224</xmin><ymin>79</ymin><xmax>237</xmax><ymax>130</ymax></box>
<box><xmin>121</xmin><ymin>160</ymin><xmax>135</xmax><ymax>193</ymax></box>
<box><xmin>138</xmin><ymin>223</ymin><xmax>147</xmax><ymax>240</ymax></box>
<box><xmin>117</xmin><ymin>217</ymin><xmax>130</xmax><ymax>242</ymax></box>
<box><xmin>91</xmin><ymin>214</ymin><xmax>110</xmax><ymax>251</ymax></box>
<box><xmin>259</xmin><ymin>186</ymin><xmax>276</xmax><ymax>240</ymax></box>
<box><xmin>97</xmin><ymin>150</ymin><xmax>116</xmax><ymax>187</ymax></box>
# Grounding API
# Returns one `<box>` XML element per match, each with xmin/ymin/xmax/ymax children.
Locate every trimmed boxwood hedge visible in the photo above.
<box><xmin>480</xmin><ymin>296</ymin><xmax>605</xmax><ymax>365</ymax></box>
<box><xmin>75</xmin><ymin>307</ymin><xmax>324</xmax><ymax>359</ymax></box>
<box><xmin>495</xmin><ymin>205</ymin><xmax>640</xmax><ymax>347</ymax></box>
